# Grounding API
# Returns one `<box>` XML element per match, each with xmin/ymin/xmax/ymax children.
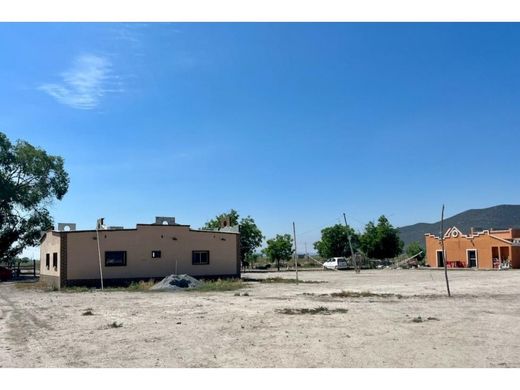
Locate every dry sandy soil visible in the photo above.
<box><xmin>1</xmin><ymin>269</ymin><xmax>520</xmax><ymax>368</ymax></box>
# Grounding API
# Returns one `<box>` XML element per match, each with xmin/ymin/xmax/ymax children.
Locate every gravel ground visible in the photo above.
<box><xmin>1</xmin><ymin>269</ymin><xmax>520</xmax><ymax>367</ymax></box>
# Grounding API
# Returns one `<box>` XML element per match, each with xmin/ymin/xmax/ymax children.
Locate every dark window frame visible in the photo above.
<box><xmin>45</xmin><ymin>253</ymin><xmax>50</xmax><ymax>269</ymax></box>
<box><xmin>192</xmin><ymin>250</ymin><xmax>210</xmax><ymax>265</ymax></box>
<box><xmin>105</xmin><ymin>251</ymin><xmax>127</xmax><ymax>267</ymax></box>
<box><xmin>152</xmin><ymin>250</ymin><xmax>161</xmax><ymax>259</ymax></box>
<box><xmin>52</xmin><ymin>252</ymin><xmax>58</xmax><ymax>269</ymax></box>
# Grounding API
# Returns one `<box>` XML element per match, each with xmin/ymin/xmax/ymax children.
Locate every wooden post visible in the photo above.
<box><xmin>440</xmin><ymin>205</ymin><xmax>451</xmax><ymax>297</ymax></box>
<box><xmin>96</xmin><ymin>219</ymin><xmax>104</xmax><ymax>290</ymax></box>
<box><xmin>33</xmin><ymin>259</ymin><xmax>36</xmax><ymax>277</ymax></box>
<box><xmin>293</xmin><ymin>222</ymin><xmax>298</xmax><ymax>285</ymax></box>
<box><xmin>343</xmin><ymin>213</ymin><xmax>359</xmax><ymax>273</ymax></box>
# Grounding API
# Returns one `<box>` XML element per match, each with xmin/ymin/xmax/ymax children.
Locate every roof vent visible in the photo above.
<box><xmin>57</xmin><ymin>223</ymin><xmax>76</xmax><ymax>232</ymax></box>
<box><xmin>155</xmin><ymin>216</ymin><xmax>176</xmax><ymax>225</ymax></box>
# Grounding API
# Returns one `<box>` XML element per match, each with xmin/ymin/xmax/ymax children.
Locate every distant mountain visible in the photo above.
<box><xmin>398</xmin><ymin>205</ymin><xmax>520</xmax><ymax>247</ymax></box>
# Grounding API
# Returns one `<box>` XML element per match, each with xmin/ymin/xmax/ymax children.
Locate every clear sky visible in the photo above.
<box><xmin>2</xmin><ymin>23</ymin><xmax>520</xmax><ymax>257</ymax></box>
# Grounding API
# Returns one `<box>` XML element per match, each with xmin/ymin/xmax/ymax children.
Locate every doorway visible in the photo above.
<box><xmin>467</xmin><ymin>250</ymin><xmax>477</xmax><ymax>268</ymax></box>
<box><xmin>436</xmin><ymin>251</ymin><xmax>444</xmax><ymax>267</ymax></box>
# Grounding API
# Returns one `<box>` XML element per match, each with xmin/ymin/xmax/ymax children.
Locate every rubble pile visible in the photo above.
<box><xmin>150</xmin><ymin>274</ymin><xmax>202</xmax><ymax>291</ymax></box>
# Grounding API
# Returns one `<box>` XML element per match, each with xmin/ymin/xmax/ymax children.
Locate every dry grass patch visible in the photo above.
<box><xmin>248</xmin><ymin>277</ymin><xmax>325</xmax><ymax>284</ymax></box>
<box><xmin>330</xmin><ymin>290</ymin><xmax>403</xmax><ymax>299</ymax></box>
<box><xmin>15</xmin><ymin>280</ymin><xmax>57</xmax><ymax>292</ymax></box>
<box><xmin>276</xmin><ymin>306</ymin><xmax>348</xmax><ymax>315</ymax></box>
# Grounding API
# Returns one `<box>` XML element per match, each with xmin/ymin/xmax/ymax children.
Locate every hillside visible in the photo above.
<box><xmin>398</xmin><ymin>205</ymin><xmax>520</xmax><ymax>247</ymax></box>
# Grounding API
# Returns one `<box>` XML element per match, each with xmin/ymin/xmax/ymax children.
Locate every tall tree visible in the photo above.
<box><xmin>263</xmin><ymin>234</ymin><xmax>293</xmax><ymax>271</ymax></box>
<box><xmin>313</xmin><ymin>224</ymin><xmax>359</xmax><ymax>259</ymax></box>
<box><xmin>360</xmin><ymin>215</ymin><xmax>403</xmax><ymax>259</ymax></box>
<box><xmin>204</xmin><ymin>209</ymin><xmax>263</xmax><ymax>263</ymax></box>
<box><xmin>0</xmin><ymin>132</ymin><xmax>69</xmax><ymax>264</ymax></box>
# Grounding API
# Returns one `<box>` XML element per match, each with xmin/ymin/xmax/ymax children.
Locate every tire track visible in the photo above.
<box><xmin>0</xmin><ymin>283</ymin><xmax>52</xmax><ymax>367</ymax></box>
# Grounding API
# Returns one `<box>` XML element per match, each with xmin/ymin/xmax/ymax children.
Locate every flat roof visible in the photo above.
<box><xmin>48</xmin><ymin>223</ymin><xmax>239</xmax><ymax>235</ymax></box>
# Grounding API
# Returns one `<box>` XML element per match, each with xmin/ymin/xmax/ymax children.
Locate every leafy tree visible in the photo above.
<box><xmin>263</xmin><ymin>234</ymin><xmax>293</xmax><ymax>271</ymax></box>
<box><xmin>204</xmin><ymin>209</ymin><xmax>240</xmax><ymax>228</ymax></box>
<box><xmin>406</xmin><ymin>241</ymin><xmax>425</xmax><ymax>262</ymax></box>
<box><xmin>359</xmin><ymin>215</ymin><xmax>403</xmax><ymax>259</ymax></box>
<box><xmin>313</xmin><ymin>224</ymin><xmax>359</xmax><ymax>259</ymax></box>
<box><xmin>0</xmin><ymin>131</ymin><xmax>69</xmax><ymax>264</ymax></box>
<box><xmin>204</xmin><ymin>209</ymin><xmax>263</xmax><ymax>263</ymax></box>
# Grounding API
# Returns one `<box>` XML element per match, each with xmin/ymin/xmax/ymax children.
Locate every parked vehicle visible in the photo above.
<box><xmin>322</xmin><ymin>257</ymin><xmax>348</xmax><ymax>270</ymax></box>
<box><xmin>0</xmin><ymin>266</ymin><xmax>13</xmax><ymax>281</ymax></box>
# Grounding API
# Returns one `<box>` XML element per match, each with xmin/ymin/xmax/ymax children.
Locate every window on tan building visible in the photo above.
<box><xmin>152</xmin><ymin>250</ymin><xmax>161</xmax><ymax>259</ymax></box>
<box><xmin>192</xmin><ymin>251</ymin><xmax>209</xmax><ymax>265</ymax></box>
<box><xmin>105</xmin><ymin>251</ymin><xmax>127</xmax><ymax>267</ymax></box>
<box><xmin>45</xmin><ymin>253</ymin><xmax>50</xmax><ymax>269</ymax></box>
<box><xmin>52</xmin><ymin>253</ymin><xmax>58</xmax><ymax>270</ymax></box>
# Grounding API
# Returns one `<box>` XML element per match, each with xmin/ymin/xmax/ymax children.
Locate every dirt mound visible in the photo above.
<box><xmin>150</xmin><ymin>274</ymin><xmax>202</xmax><ymax>291</ymax></box>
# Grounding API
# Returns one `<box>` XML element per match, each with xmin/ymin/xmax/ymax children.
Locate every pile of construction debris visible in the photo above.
<box><xmin>150</xmin><ymin>274</ymin><xmax>202</xmax><ymax>291</ymax></box>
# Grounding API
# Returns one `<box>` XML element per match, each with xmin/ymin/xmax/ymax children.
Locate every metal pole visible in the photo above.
<box><xmin>96</xmin><ymin>225</ymin><xmax>104</xmax><ymax>290</ymax></box>
<box><xmin>343</xmin><ymin>213</ymin><xmax>358</xmax><ymax>273</ymax></box>
<box><xmin>293</xmin><ymin>222</ymin><xmax>298</xmax><ymax>285</ymax></box>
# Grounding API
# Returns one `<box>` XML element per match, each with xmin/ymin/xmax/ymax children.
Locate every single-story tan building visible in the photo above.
<box><xmin>425</xmin><ymin>226</ymin><xmax>520</xmax><ymax>269</ymax></box>
<box><xmin>39</xmin><ymin>217</ymin><xmax>240</xmax><ymax>289</ymax></box>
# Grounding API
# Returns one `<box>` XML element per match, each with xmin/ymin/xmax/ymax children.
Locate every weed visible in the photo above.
<box><xmin>193</xmin><ymin>279</ymin><xmax>244</xmax><ymax>292</ymax></box>
<box><xmin>82</xmin><ymin>308</ymin><xmax>94</xmax><ymax>316</ymax></box>
<box><xmin>15</xmin><ymin>281</ymin><xmax>57</xmax><ymax>292</ymax></box>
<box><xmin>125</xmin><ymin>280</ymin><xmax>155</xmax><ymax>291</ymax></box>
<box><xmin>411</xmin><ymin>316</ymin><xmax>440</xmax><ymax>323</ymax></box>
<box><xmin>277</xmin><ymin>306</ymin><xmax>348</xmax><ymax>315</ymax></box>
<box><xmin>62</xmin><ymin>286</ymin><xmax>91</xmax><ymax>293</ymax></box>
<box><xmin>109</xmin><ymin>321</ymin><xmax>123</xmax><ymax>328</ymax></box>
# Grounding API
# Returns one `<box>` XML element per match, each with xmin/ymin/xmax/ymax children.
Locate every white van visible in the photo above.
<box><xmin>323</xmin><ymin>257</ymin><xmax>348</xmax><ymax>270</ymax></box>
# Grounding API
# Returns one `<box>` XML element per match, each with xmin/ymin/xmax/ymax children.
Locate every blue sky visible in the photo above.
<box><xmin>2</xmin><ymin>23</ymin><xmax>520</xmax><ymax>256</ymax></box>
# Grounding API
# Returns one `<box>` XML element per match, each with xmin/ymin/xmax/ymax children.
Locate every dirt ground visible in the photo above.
<box><xmin>1</xmin><ymin>269</ymin><xmax>520</xmax><ymax>368</ymax></box>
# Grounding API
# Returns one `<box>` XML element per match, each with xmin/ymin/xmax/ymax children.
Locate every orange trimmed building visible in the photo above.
<box><xmin>425</xmin><ymin>227</ymin><xmax>520</xmax><ymax>269</ymax></box>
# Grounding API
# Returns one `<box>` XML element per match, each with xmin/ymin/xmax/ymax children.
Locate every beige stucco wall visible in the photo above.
<box><xmin>66</xmin><ymin>225</ymin><xmax>239</xmax><ymax>281</ymax></box>
<box><xmin>40</xmin><ymin>231</ymin><xmax>61</xmax><ymax>277</ymax></box>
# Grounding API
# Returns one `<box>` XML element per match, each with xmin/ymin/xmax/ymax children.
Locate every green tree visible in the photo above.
<box><xmin>263</xmin><ymin>234</ymin><xmax>293</xmax><ymax>271</ymax></box>
<box><xmin>204</xmin><ymin>209</ymin><xmax>263</xmax><ymax>263</ymax></box>
<box><xmin>313</xmin><ymin>224</ymin><xmax>359</xmax><ymax>259</ymax></box>
<box><xmin>359</xmin><ymin>215</ymin><xmax>403</xmax><ymax>259</ymax></box>
<box><xmin>204</xmin><ymin>209</ymin><xmax>240</xmax><ymax>228</ymax></box>
<box><xmin>406</xmin><ymin>241</ymin><xmax>425</xmax><ymax>262</ymax></box>
<box><xmin>0</xmin><ymin>131</ymin><xmax>69</xmax><ymax>264</ymax></box>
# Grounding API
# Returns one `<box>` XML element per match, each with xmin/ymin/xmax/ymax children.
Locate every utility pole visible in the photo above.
<box><xmin>293</xmin><ymin>222</ymin><xmax>298</xmax><ymax>285</ymax></box>
<box><xmin>440</xmin><ymin>205</ymin><xmax>451</xmax><ymax>297</ymax></box>
<box><xmin>343</xmin><ymin>213</ymin><xmax>359</xmax><ymax>273</ymax></box>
